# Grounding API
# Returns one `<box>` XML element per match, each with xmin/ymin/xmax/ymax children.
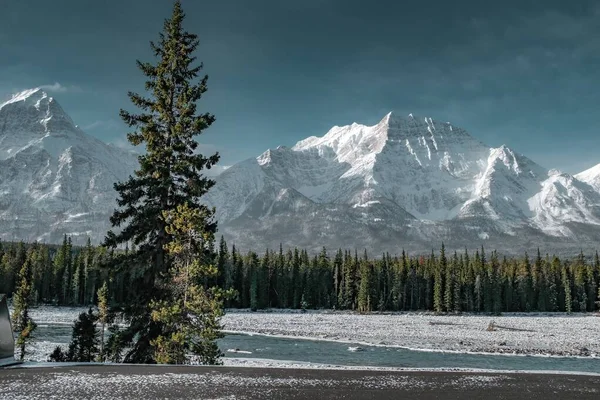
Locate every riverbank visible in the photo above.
<box><xmin>1</xmin><ymin>365</ymin><xmax>599</xmax><ymax>399</ymax></box>
<box><xmin>21</xmin><ymin>307</ymin><xmax>600</xmax><ymax>359</ymax></box>
<box><xmin>223</xmin><ymin>310</ymin><xmax>600</xmax><ymax>358</ymax></box>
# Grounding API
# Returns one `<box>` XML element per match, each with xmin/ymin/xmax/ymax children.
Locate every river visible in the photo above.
<box><xmin>18</xmin><ymin>309</ymin><xmax>600</xmax><ymax>373</ymax></box>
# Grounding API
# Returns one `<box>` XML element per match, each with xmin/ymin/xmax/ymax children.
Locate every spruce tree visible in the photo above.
<box><xmin>216</xmin><ymin>235</ymin><xmax>229</xmax><ymax>289</ymax></box>
<box><xmin>103</xmin><ymin>1</ymin><xmax>221</xmax><ymax>363</ymax></box>
<box><xmin>490</xmin><ymin>251</ymin><xmax>502</xmax><ymax>315</ymax></box>
<box><xmin>11</xmin><ymin>250</ymin><xmax>37</xmax><ymax>361</ymax></box>
<box><xmin>452</xmin><ymin>252</ymin><xmax>462</xmax><ymax>312</ymax></box>
<box><xmin>248</xmin><ymin>252</ymin><xmax>260</xmax><ymax>311</ymax></box>
<box><xmin>443</xmin><ymin>248</ymin><xmax>454</xmax><ymax>312</ymax></box>
<box><xmin>562</xmin><ymin>266</ymin><xmax>572</xmax><ymax>313</ymax></box>
<box><xmin>52</xmin><ymin>235</ymin><xmax>68</xmax><ymax>304</ymax></box>
<box><xmin>150</xmin><ymin>202</ymin><xmax>232</xmax><ymax>364</ymax></box>
<box><xmin>357</xmin><ymin>260</ymin><xmax>373</xmax><ymax>313</ymax></box>
<box><xmin>433</xmin><ymin>244</ymin><xmax>445</xmax><ymax>313</ymax></box>
<box><xmin>67</xmin><ymin>309</ymin><xmax>99</xmax><ymax>362</ymax></box>
<box><xmin>97</xmin><ymin>281</ymin><xmax>109</xmax><ymax>362</ymax></box>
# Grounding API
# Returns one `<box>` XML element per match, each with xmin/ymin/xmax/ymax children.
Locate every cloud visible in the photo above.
<box><xmin>109</xmin><ymin>137</ymin><xmax>140</xmax><ymax>153</ymax></box>
<box><xmin>39</xmin><ymin>82</ymin><xmax>82</xmax><ymax>93</ymax></box>
<box><xmin>82</xmin><ymin>119</ymin><xmax>121</xmax><ymax>131</ymax></box>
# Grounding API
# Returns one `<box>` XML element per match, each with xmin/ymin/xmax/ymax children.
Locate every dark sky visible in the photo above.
<box><xmin>1</xmin><ymin>0</ymin><xmax>599</xmax><ymax>173</ymax></box>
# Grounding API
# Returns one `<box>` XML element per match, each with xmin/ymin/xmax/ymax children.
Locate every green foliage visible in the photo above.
<box><xmin>149</xmin><ymin>202</ymin><xmax>232</xmax><ymax>365</ymax></box>
<box><xmin>97</xmin><ymin>281</ymin><xmax>109</xmax><ymax>361</ymax></box>
<box><xmin>101</xmin><ymin>0</ymin><xmax>223</xmax><ymax>364</ymax></box>
<box><xmin>2</xmin><ymin>239</ymin><xmax>600</xmax><ymax>317</ymax></box>
<box><xmin>105</xmin><ymin>324</ymin><xmax>125</xmax><ymax>363</ymax></box>
<box><xmin>11</xmin><ymin>248</ymin><xmax>37</xmax><ymax>361</ymax></box>
<box><xmin>357</xmin><ymin>254</ymin><xmax>373</xmax><ymax>313</ymax></box>
<box><xmin>68</xmin><ymin>309</ymin><xmax>100</xmax><ymax>362</ymax></box>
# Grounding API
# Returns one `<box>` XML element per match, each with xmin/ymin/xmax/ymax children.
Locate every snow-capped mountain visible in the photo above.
<box><xmin>576</xmin><ymin>163</ymin><xmax>600</xmax><ymax>193</ymax></box>
<box><xmin>205</xmin><ymin>112</ymin><xmax>600</xmax><ymax>254</ymax></box>
<box><xmin>1</xmin><ymin>89</ymin><xmax>598</xmax><ymax>254</ymax></box>
<box><xmin>0</xmin><ymin>88</ymin><xmax>137</xmax><ymax>244</ymax></box>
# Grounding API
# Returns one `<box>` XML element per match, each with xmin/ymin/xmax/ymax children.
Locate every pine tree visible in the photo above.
<box><xmin>62</xmin><ymin>236</ymin><xmax>73</xmax><ymax>305</ymax></box>
<box><xmin>443</xmin><ymin>247</ymin><xmax>454</xmax><ymax>312</ymax></box>
<box><xmin>231</xmin><ymin>245</ymin><xmax>243</xmax><ymax>307</ymax></box>
<box><xmin>52</xmin><ymin>235</ymin><xmax>68</xmax><ymax>304</ymax></box>
<box><xmin>490</xmin><ymin>251</ymin><xmax>502</xmax><ymax>315</ymax></box>
<box><xmin>216</xmin><ymin>235</ymin><xmax>229</xmax><ymax>289</ymax></box>
<box><xmin>452</xmin><ymin>252</ymin><xmax>462</xmax><ymax>312</ymax></box>
<box><xmin>333</xmin><ymin>249</ymin><xmax>343</xmax><ymax>309</ymax></box>
<box><xmin>105</xmin><ymin>324</ymin><xmax>125</xmax><ymax>363</ymax></box>
<box><xmin>11</xmin><ymin>250</ymin><xmax>37</xmax><ymax>361</ymax></box>
<box><xmin>50</xmin><ymin>308</ymin><xmax>101</xmax><ymax>363</ymax></box>
<box><xmin>357</xmin><ymin>259</ymin><xmax>373</xmax><ymax>313</ymax></box>
<box><xmin>83</xmin><ymin>237</ymin><xmax>93</xmax><ymax>304</ymax></box>
<box><xmin>150</xmin><ymin>202</ymin><xmax>232</xmax><ymax>364</ymax></box>
<box><xmin>547</xmin><ymin>258</ymin><xmax>559</xmax><ymax>312</ymax></box>
<box><xmin>562</xmin><ymin>266</ymin><xmax>572</xmax><ymax>313</ymax></box>
<box><xmin>97</xmin><ymin>281</ymin><xmax>109</xmax><ymax>362</ymax></box>
<box><xmin>342</xmin><ymin>250</ymin><xmax>356</xmax><ymax>309</ymax></box>
<box><xmin>67</xmin><ymin>309</ymin><xmax>99</xmax><ymax>362</ymax></box>
<box><xmin>291</xmin><ymin>248</ymin><xmax>302</xmax><ymax>309</ymax></box>
<box><xmin>103</xmin><ymin>1</ymin><xmax>222</xmax><ymax>363</ymax></box>
<box><xmin>72</xmin><ymin>253</ymin><xmax>85</xmax><ymax>305</ymax></box>
<box><xmin>433</xmin><ymin>244</ymin><xmax>445</xmax><ymax>313</ymax></box>
<box><xmin>474</xmin><ymin>274</ymin><xmax>482</xmax><ymax>312</ymax></box>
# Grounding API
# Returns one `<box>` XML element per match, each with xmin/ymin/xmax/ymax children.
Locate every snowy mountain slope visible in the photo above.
<box><xmin>0</xmin><ymin>89</ymin><xmax>137</xmax><ymax>244</ymax></box>
<box><xmin>528</xmin><ymin>170</ymin><xmax>600</xmax><ymax>236</ymax></box>
<box><xmin>205</xmin><ymin>112</ymin><xmax>600</xmax><ymax>254</ymax></box>
<box><xmin>1</xmin><ymin>88</ymin><xmax>598</xmax><ymax>253</ymax></box>
<box><xmin>576</xmin><ymin>163</ymin><xmax>600</xmax><ymax>193</ymax></box>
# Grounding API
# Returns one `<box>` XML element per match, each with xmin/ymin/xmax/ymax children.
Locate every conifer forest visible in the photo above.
<box><xmin>2</xmin><ymin>237</ymin><xmax>599</xmax><ymax>315</ymax></box>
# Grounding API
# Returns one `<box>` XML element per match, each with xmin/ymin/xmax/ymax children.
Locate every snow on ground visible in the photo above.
<box><xmin>28</xmin><ymin>306</ymin><xmax>88</xmax><ymax>324</ymax></box>
<box><xmin>222</xmin><ymin>310</ymin><xmax>600</xmax><ymax>357</ymax></box>
<box><xmin>0</xmin><ymin>367</ymin><xmax>522</xmax><ymax>400</ymax></box>
<box><xmin>222</xmin><ymin>357</ymin><xmax>600</xmax><ymax>376</ymax></box>
<box><xmin>15</xmin><ymin>307</ymin><xmax>600</xmax><ymax>360</ymax></box>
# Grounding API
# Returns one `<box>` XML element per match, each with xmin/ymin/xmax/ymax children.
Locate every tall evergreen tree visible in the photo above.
<box><xmin>103</xmin><ymin>1</ymin><xmax>222</xmax><ymax>363</ymax></box>
<box><xmin>11</xmin><ymin>249</ymin><xmax>37</xmax><ymax>361</ymax></box>
<box><xmin>433</xmin><ymin>244</ymin><xmax>445</xmax><ymax>313</ymax></box>
<box><xmin>150</xmin><ymin>202</ymin><xmax>231</xmax><ymax>364</ymax></box>
<box><xmin>357</xmin><ymin>258</ymin><xmax>373</xmax><ymax>313</ymax></box>
<box><xmin>97</xmin><ymin>281</ymin><xmax>109</xmax><ymax>362</ymax></box>
<box><xmin>67</xmin><ymin>309</ymin><xmax>99</xmax><ymax>362</ymax></box>
<box><xmin>562</xmin><ymin>265</ymin><xmax>572</xmax><ymax>314</ymax></box>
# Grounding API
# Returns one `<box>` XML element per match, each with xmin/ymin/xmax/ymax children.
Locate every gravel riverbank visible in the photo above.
<box><xmin>222</xmin><ymin>310</ymin><xmax>600</xmax><ymax>357</ymax></box>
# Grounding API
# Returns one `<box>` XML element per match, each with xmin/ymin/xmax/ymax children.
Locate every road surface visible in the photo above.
<box><xmin>1</xmin><ymin>365</ymin><xmax>599</xmax><ymax>399</ymax></box>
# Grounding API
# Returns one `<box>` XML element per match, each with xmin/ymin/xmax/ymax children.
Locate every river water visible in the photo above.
<box><xmin>24</xmin><ymin>323</ymin><xmax>600</xmax><ymax>373</ymax></box>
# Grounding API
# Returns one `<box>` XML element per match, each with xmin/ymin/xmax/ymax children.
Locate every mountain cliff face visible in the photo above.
<box><xmin>0</xmin><ymin>89</ymin><xmax>137</xmax><ymax>244</ymax></box>
<box><xmin>1</xmin><ymin>89</ymin><xmax>598</xmax><ymax>253</ymax></box>
<box><xmin>204</xmin><ymin>112</ymin><xmax>600</xmax><ymax>254</ymax></box>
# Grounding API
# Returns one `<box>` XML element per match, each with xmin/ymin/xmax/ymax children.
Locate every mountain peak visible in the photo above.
<box><xmin>0</xmin><ymin>88</ymin><xmax>76</xmax><ymax>137</ymax></box>
<box><xmin>0</xmin><ymin>89</ymin><xmax>139</xmax><ymax>244</ymax></box>
<box><xmin>575</xmin><ymin>162</ymin><xmax>600</xmax><ymax>192</ymax></box>
<box><xmin>1</xmin><ymin>88</ymin><xmax>47</xmax><ymax>109</ymax></box>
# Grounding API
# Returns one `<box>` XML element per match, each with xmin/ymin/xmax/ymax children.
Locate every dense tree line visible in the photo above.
<box><xmin>0</xmin><ymin>237</ymin><xmax>114</xmax><ymax>306</ymax></box>
<box><xmin>216</xmin><ymin>241</ymin><xmax>600</xmax><ymax>314</ymax></box>
<box><xmin>3</xmin><ymin>238</ymin><xmax>599</xmax><ymax>314</ymax></box>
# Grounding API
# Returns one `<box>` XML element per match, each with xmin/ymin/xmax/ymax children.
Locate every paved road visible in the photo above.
<box><xmin>1</xmin><ymin>365</ymin><xmax>600</xmax><ymax>399</ymax></box>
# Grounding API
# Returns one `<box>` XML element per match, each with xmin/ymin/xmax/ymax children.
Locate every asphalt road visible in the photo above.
<box><xmin>1</xmin><ymin>365</ymin><xmax>600</xmax><ymax>399</ymax></box>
